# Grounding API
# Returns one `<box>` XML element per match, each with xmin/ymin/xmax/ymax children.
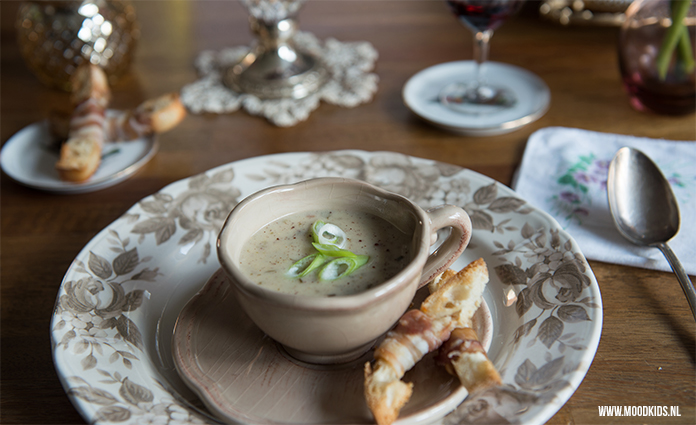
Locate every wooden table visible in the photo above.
<box><xmin>2</xmin><ymin>1</ymin><xmax>694</xmax><ymax>424</ymax></box>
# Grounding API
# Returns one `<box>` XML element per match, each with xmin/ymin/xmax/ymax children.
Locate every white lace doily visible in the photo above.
<box><xmin>241</xmin><ymin>0</ymin><xmax>305</xmax><ymax>22</ymax></box>
<box><xmin>180</xmin><ymin>32</ymin><xmax>379</xmax><ymax>127</ymax></box>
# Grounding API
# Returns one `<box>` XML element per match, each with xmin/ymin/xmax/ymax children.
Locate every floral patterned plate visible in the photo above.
<box><xmin>51</xmin><ymin>150</ymin><xmax>602</xmax><ymax>425</ymax></box>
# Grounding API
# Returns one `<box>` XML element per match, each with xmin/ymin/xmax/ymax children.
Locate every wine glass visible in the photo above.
<box><xmin>222</xmin><ymin>0</ymin><xmax>328</xmax><ymax>99</ymax></box>
<box><xmin>439</xmin><ymin>0</ymin><xmax>526</xmax><ymax>114</ymax></box>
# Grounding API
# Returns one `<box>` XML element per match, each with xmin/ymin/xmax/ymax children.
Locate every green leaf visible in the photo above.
<box><xmin>557</xmin><ymin>174</ymin><xmax>575</xmax><ymax>186</ymax></box>
<box><xmin>677</xmin><ymin>25</ymin><xmax>695</xmax><ymax>74</ymax></box>
<box><xmin>657</xmin><ymin>0</ymin><xmax>692</xmax><ymax>80</ymax></box>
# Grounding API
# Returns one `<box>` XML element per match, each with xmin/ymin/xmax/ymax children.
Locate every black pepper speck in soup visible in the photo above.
<box><xmin>239</xmin><ymin>210</ymin><xmax>412</xmax><ymax>296</ymax></box>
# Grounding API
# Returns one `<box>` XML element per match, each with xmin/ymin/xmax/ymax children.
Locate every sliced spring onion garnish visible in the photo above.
<box><xmin>318</xmin><ymin>255</ymin><xmax>370</xmax><ymax>281</ymax></box>
<box><xmin>286</xmin><ymin>253</ymin><xmax>327</xmax><ymax>278</ymax></box>
<box><xmin>312</xmin><ymin>242</ymin><xmax>357</xmax><ymax>258</ymax></box>
<box><xmin>287</xmin><ymin>221</ymin><xmax>368</xmax><ymax>280</ymax></box>
<box><xmin>311</xmin><ymin>220</ymin><xmax>325</xmax><ymax>244</ymax></box>
<box><xmin>311</xmin><ymin>220</ymin><xmax>347</xmax><ymax>248</ymax></box>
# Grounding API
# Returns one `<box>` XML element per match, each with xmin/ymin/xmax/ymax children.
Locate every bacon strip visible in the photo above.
<box><xmin>104</xmin><ymin>93</ymin><xmax>186</xmax><ymax>142</ymax></box>
<box><xmin>55</xmin><ymin>64</ymin><xmax>110</xmax><ymax>182</ymax></box>
<box><xmin>435</xmin><ymin>327</ymin><xmax>501</xmax><ymax>394</ymax></box>
<box><xmin>104</xmin><ymin>110</ymin><xmax>151</xmax><ymax>141</ymax></box>
<box><xmin>69</xmin><ymin>99</ymin><xmax>107</xmax><ymax>138</ymax></box>
<box><xmin>374</xmin><ymin>309</ymin><xmax>454</xmax><ymax>378</ymax></box>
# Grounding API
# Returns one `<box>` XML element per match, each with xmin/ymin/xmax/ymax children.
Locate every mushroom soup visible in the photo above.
<box><xmin>238</xmin><ymin>210</ymin><xmax>413</xmax><ymax>296</ymax></box>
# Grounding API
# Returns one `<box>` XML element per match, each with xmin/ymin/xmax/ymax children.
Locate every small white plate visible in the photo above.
<box><xmin>403</xmin><ymin>61</ymin><xmax>551</xmax><ymax>136</ymax></box>
<box><xmin>1</xmin><ymin>119</ymin><xmax>157</xmax><ymax>194</ymax></box>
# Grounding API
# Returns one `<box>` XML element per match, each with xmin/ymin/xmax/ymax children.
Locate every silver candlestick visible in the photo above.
<box><xmin>223</xmin><ymin>0</ymin><xmax>328</xmax><ymax>99</ymax></box>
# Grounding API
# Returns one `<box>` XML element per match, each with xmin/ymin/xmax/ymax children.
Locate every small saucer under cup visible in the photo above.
<box><xmin>172</xmin><ymin>269</ymin><xmax>494</xmax><ymax>425</ymax></box>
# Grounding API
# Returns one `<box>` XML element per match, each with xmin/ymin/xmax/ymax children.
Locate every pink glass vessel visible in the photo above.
<box><xmin>618</xmin><ymin>0</ymin><xmax>696</xmax><ymax>115</ymax></box>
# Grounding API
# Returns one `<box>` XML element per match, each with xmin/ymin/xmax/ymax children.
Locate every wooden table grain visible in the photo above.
<box><xmin>2</xmin><ymin>1</ymin><xmax>694</xmax><ymax>424</ymax></box>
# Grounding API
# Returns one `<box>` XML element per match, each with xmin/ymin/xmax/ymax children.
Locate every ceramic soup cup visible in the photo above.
<box><xmin>217</xmin><ymin>177</ymin><xmax>472</xmax><ymax>364</ymax></box>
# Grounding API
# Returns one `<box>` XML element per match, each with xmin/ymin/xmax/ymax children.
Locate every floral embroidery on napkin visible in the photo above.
<box><xmin>548</xmin><ymin>154</ymin><xmax>609</xmax><ymax>227</ymax></box>
<box><xmin>659</xmin><ymin>158</ymin><xmax>694</xmax><ymax>203</ymax></box>
<box><xmin>547</xmin><ymin>152</ymin><xmax>694</xmax><ymax>229</ymax></box>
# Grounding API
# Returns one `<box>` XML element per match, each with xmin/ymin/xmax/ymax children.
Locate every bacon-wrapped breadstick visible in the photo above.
<box><xmin>428</xmin><ymin>262</ymin><xmax>501</xmax><ymax>394</ymax></box>
<box><xmin>50</xmin><ymin>93</ymin><xmax>186</xmax><ymax>144</ymax></box>
<box><xmin>435</xmin><ymin>327</ymin><xmax>501</xmax><ymax>394</ymax></box>
<box><xmin>55</xmin><ymin>63</ymin><xmax>110</xmax><ymax>182</ymax></box>
<box><xmin>363</xmin><ymin>309</ymin><xmax>449</xmax><ymax>425</ymax></box>
<box><xmin>104</xmin><ymin>93</ymin><xmax>186</xmax><ymax>142</ymax></box>
<box><xmin>364</xmin><ymin>258</ymin><xmax>488</xmax><ymax>425</ymax></box>
<box><xmin>421</xmin><ymin>258</ymin><xmax>488</xmax><ymax>328</ymax></box>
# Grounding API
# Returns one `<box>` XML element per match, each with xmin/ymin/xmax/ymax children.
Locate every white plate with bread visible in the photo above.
<box><xmin>2</xmin><ymin>64</ymin><xmax>186</xmax><ymax>194</ymax></box>
<box><xmin>1</xmin><ymin>117</ymin><xmax>157</xmax><ymax>194</ymax></box>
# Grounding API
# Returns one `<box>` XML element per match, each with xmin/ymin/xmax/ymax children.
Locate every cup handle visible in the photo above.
<box><xmin>418</xmin><ymin>205</ymin><xmax>472</xmax><ymax>288</ymax></box>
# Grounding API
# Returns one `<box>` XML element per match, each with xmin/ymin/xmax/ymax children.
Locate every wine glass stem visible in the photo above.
<box><xmin>473</xmin><ymin>29</ymin><xmax>493</xmax><ymax>88</ymax></box>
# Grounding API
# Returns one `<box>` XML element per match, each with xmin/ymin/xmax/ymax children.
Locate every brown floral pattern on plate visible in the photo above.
<box><xmin>52</xmin><ymin>150</ymin><xmax>602</xmax><ymax>425</ymax></box>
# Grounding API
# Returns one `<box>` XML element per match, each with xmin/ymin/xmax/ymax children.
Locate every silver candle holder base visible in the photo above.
<box><xmin>223</xmin><ymin>17</ymin><xmax>328</xmax><ymax>100</ymax></box>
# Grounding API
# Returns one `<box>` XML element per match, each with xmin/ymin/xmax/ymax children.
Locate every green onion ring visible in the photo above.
<box><xmin>312</xmin><ymin>242</ymin><xmax>357</xmax><ymax>258</ymax></box>
<box><xmin>312</xmin><ymin>220</ymin><xmax>347</xmax><ymax>248</ymax></box>
<box><xmin>318</xmin><ymin>255</ymin><xmax>370</xmax><ymax>281</ymax></box>
<box><xmin>286</xmin><ymin>253</ymin><xmax>327</xmax><ymax>278</ymax></box>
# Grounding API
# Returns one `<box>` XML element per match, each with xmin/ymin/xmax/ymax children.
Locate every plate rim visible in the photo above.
<box><xmin>50</xmin><ymin>149</ymin><xmax>602</xmax><ymax>425</ymax></box>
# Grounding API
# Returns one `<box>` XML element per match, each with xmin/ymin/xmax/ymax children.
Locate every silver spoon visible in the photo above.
<box><xmin>607</xmin><ymin>147</ymin><xmax>696</xmax><ymax>320</ymax></box>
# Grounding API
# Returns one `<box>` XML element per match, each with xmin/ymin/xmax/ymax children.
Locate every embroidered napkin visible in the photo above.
<box><xmin>513</xmin><ymin>127</ymin><xmax>696</xmax><ymax>276</ymax></box>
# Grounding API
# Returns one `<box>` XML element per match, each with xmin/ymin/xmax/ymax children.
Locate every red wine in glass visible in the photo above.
<box><xmin>440</xmin><ymin>0</ymin><xmax>526</xmax><ymax>114</ymax></box>
<box><xmin>447</xmin><ymin>0</ymin><xmax>525</xmax><ymax>32</ymax></box>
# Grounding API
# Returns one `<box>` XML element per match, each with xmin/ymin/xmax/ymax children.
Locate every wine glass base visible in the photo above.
<box><xmin>403</xmin><ymin>61</ymin><xmax>551</xmax><ymax>136</ymax></box>
<box><xmin>439</xmin><ymin>82</ymin><xmax>517</xmax><ymax>114</ymax></box>
<box><xmin>223</xmin><ymin>48</ymin><xmax>329</xmax><ymax>100</ymax></box>
<box><xmin>222</xmin><ymin>13</ymin><xmax>329</xmax><ymax>100</ymax></box>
